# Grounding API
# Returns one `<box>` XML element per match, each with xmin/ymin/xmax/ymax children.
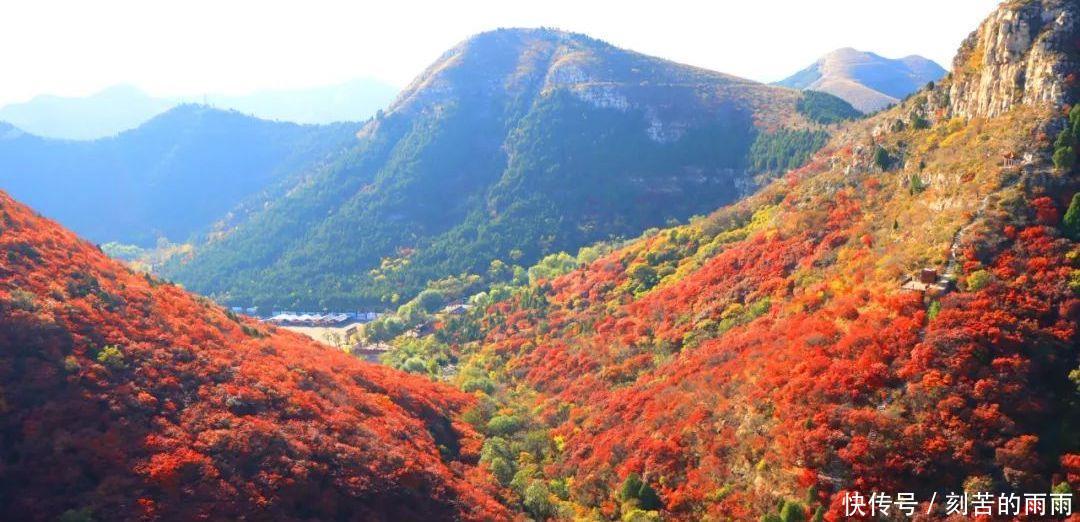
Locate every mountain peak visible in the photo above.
<box><xmin>400</xmin><ymin>4</ymin><xmax>1080</xmax><ymax>519</ymax></box>
<box><xmin>388</xmin><ymin>27</ymin><xmax>615</xmax><ymax>119</ymax></box>
<box><xmin>447</xmin><ymin>26</ymin><xmax>611</xmax><ymax>57</ymax></box>
<box><xmin>0</xmin><ymin>121</ymin><xmax>23</xmax><ymax>139</ymax></box>
<box><xmin>385</xmin><ymin>26</ymin><xmax>758</xmax><ymax>124</ymax></box>
<box><xmin>461</xmin><ymin>26</ymin><xmax>593</xmax><ymax>44</ymax></box>
<box><xmin>777</xmin><ymin>47</ymin><xmax>946</xmax><ymax>113</ymax></box>
<box><xmin>825</xmin><ymin>47</ymin><xmax>872</xmax><ymax>59</ymax></box>
<box><xmin>0</xmin><ymin>104</ymin><xmax>357</xmax><ymax>247</ymax></box>
<box><xmin>171</xmin><ymin>28</ymin><xmax>839</xmax><ymax>310</ymax></box>
<box><xmin>0</xmin><ymin>85</ymin><xmax>175</xmax><ymax>140</ymax></box>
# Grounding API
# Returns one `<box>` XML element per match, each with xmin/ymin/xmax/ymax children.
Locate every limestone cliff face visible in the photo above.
<box><xmin>948</xmin><ymin>0</ymin><xmax>1078</xmax><ymax>119</ymax></box>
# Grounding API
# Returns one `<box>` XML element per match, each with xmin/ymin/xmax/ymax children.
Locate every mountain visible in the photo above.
<box><xmin>0</xmin><ymin>105</ymin><xmax>357</xmax><ymax>247</ymax></box>
<box><xmin>0</xmin><ymin>189</ymin><xmax>510</xmax><ymax>520</ymax></box>
<box><xmin>165</xmin><ymin>28</ymin><xmax>860</xmax><ymax>310</ymax></box>
<box><xmin>776</xmin><ymin>47</ymin><xmax>947</xmax><ymax>113</ymax></box>
<box><xmin>0</xmin><ymin>80</ymin><xmax>398</xmax><ymax>140</ymax></box>
<box><xmin>367</xmin><ymin>1</ymin><xmax>1080</xmax><ymax>519</ymax></box>
<box><xmin>0</xmin><ymin>85</ymin><xmax>174</xmax><ymax>140</ymax></box>
<box><xmin>204</xmin><ymin>78</ymin><xmax>400</xmax><ymax>124</ymax></box>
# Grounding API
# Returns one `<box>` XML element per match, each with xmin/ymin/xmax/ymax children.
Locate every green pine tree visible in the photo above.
<box><xmin>1063</xmin><ymin>192</ymin><xmax>1080</xmax><ymax>240</ymax></box>
<box><xmin>1054</xmin><ymin>145</ymin><xmax>1076</xmax><ymax>171</ymax></box>
<box><xmin>873</xmin><ymin>146</ymin><xmax>892</xmax><ymax>171</ymax></box>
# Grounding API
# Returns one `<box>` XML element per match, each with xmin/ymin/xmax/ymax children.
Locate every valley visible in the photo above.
<box><xmin>0</xmin><ymin>0</ymin><xmax>1076</xmax><ymax>520</ymax></box>
<box><xmin>160</xmin><ymin>28</ymin><xmax>859</xmax><ymax>311</ymax></box>
<box><xmin>344</xmin><ymin>1</ymin><xmax>1080</xmax><ymax>518</ymax></box>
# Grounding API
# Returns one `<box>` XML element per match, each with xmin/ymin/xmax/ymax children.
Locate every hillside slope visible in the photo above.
<box><xmin>777</xmin><ymin>48</ymin><xmax>947</xmax><ymax>113</ymax></box>
<box><xmin>166</xmin><ymin>28</ymin><xmax>857</xmax><ymax>310</ymax></box>
<box><xmin>0</xmin><ymin>189</ymin><xmax>511</xmax><ymax>521</ymax></box>
<box><xmin>0</xmin><ymin>105</ymin><xmax>357</xmax><ymax>247</ymax></box>
<box><xmin>385</xmin><ymin>2</ymin><xmax>1080</xmax><ymax>519</ymax></box>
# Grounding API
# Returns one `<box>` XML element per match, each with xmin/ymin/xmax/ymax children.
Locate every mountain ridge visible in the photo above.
<box><xmin>368</xmin><ymin>3</ymin><xmax>1080</xmax><ymax>519</ymax></box>
<box><xmin>0</xmin><ymin>104</ymin><xmax>358</xmax><ymax>247</ymax></box>
<box><xmin>0</xmin><ymin>79</ymin><xmax>398</xmax><ymax>140</ymax></box>
<box><xmin>0</xmin><ymin>4</ymin><xmax>1077</xmax><ymax>520</ymax></box>
<box><xmin>0</xmin><ymin>85</ymin><xmax>174</xmax><ymax>141</ymax></box>
<box><xmin>777</xmin><ymin>47</ymin><xmax>947</xmax><ymax>113</ymax></box>
<box><xmin>166</xmin><ymin>27</ymin><xmax>857</xmax><ymax>310</ymax></box>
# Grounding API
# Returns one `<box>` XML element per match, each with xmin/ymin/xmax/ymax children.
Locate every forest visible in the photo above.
<box><xmin>0</xmin><ymin>105</ymin><xmax>356</xmax><ymax>246</ymax></box>
<box><xmin>162</xmin><ymin>29</ymin><xmax>853</xmax><ymax>311</ymax></box>
<box><xmin>1</xmin><ymin>1</ymin><xmax>1078</xmax><ymax>520</ymax></box>
<box><xmin>359</xmin><ymin>41</ymin><xmax>1080</xmax><ymax>520</ymax></box>
<box><xmin>0</xmin><ymin>191</ymin><xmax>510</xmax><ymax>520</ymax></box>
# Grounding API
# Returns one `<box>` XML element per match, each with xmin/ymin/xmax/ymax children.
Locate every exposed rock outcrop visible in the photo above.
<box><xmin>948</xmin><ymin>0</ymin><xmax>1079</xmax><ymax>118</ymax></box>
<box><xmin>380</xmin><ymin>28</ymin><xmax>803</xmax><ymax>142</ymax></box>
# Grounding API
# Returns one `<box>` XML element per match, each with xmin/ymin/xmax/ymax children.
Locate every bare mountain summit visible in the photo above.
<box><xmin>776</xmin><ymin>47</ymin><xmax>946</xmax><ymax>113</ymax></box>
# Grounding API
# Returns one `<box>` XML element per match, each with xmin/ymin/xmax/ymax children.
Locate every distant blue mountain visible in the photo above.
<box><xmin>0</xmin><ymin>79</ymin><xmax>398</xmax><ymax>140</ymax></box>
<box><xmin>0</xmin><ymin>85</ymin><xmax>174</xmax><ymax>140</ymax></box>
<box><xmin>0</xmin><ymin>105</ymin><xmax>358</xmax><ymax>246</ymax></box>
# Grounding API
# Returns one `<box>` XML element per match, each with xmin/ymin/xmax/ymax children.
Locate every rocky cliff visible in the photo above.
<box><xmin>404</xmin><ymin>4</ymin><xmax>1080</xmax><ymax>521</ymax></box>
<box><xmin>948</xmin><ymin>0</ymin><xmax>1079</xmax><ymax>118</ymax></box>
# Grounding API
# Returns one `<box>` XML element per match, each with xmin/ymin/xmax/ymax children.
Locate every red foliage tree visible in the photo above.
<box><xmin>0</xmin><ymin>192</ymin><xmax>510</xmax><ymax>521</ymax></box>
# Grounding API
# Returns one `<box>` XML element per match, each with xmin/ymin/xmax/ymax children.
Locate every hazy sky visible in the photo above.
<box><xmin>0</xmin><ymin>0</ymin><xmax>1001</xmax><ymax>106</ymax></box>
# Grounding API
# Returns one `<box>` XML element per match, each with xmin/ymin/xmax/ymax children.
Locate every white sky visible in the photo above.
<box><xmin>0</xmin><ymin>0</ymin><xmax>1002</xmax><ymax>106</ymax></box>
